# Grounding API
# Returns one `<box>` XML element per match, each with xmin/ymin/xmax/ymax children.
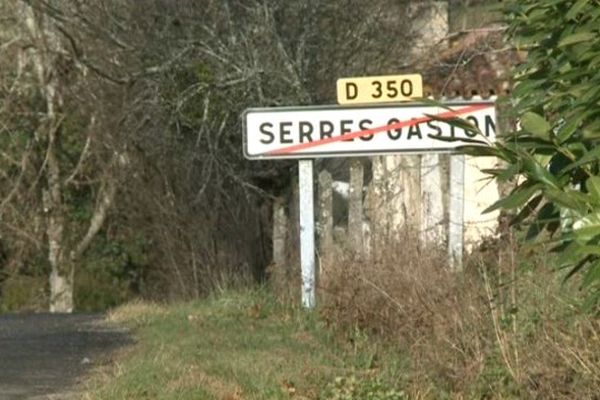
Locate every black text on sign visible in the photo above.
<box><xmin>243</xmin><ymin>101</ymin><xmax>496</xmax><ymax>159</ymax></box>
<box><xmin>336</xmin><ymin>74</ymin><xmax>423</xmax><ymax>105</ymax></box>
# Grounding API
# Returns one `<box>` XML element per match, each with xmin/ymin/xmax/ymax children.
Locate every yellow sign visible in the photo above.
<box><xmin>336</xmin><ymin>74</ymin><xmax>423</xmax><ymax>105</ymax></box>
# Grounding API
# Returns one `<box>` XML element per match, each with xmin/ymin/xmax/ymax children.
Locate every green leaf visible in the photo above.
<box><xmin>586</xmin><ymin>176</ymin><xmax>600</xmax><ymax>200</ymax></box>
<box><xmin>563</xmin><ymin>256</ymin><xmax>593</xmax><ymax>282</ymax></box>
<box><xmin>582</xmin><ymin>259</ymin><xmax>600</xmax><ymax>288</ymax></box>
<box><xmin>579</xmin><ymin>85</ymin><xmax>600</xmax><ymax>103</ymax></box>
<box><xmin>521</xmin><ymin>111</ymin><xmax>551</xmax><ymax>137</ymax></box>
<box><xmin>573</xmin><ymin>212</ymin><xmax>600</xmax><ymax>243</ymax></box>
<box><xmin>546</xmin><ymin>188</ymin><xmax>588</xmax><ymax>211</ymax></box>
<box><xmin>556</xmin><ymin>109</ymin><xmax>588</xmax><ymax>142</ymax></box>
<box><xmin>484</xmin><ymin>182</ymin><xmax>542</xmax><ymax>213</ymax></box>
<box><xmin>522</xmin><ymin>154</ymin><xmax>560</xmax><ymax>189</ymax></box>
<box><xmin>502</xmin><ymin>0</ymin><xmax>600</xmax><ymax>297</ymax></box>
<box><xmin>510</xmin><ymin>194</ymin><xmax>543</xmax><ymax>226</ymax></box>
<box><xmin>425</xmin><ymin>114</ymin><xmax>482</xmax><ymax>137</ymax></box>
<box><xmin>583</xmin><ymin>119</ymin><xmax>600</xmax><ymax>138</ymax></box>
<box><xmin>559</xmin><ymin>32</ymin><xmax>596</xmax><ymax>47</ymax></box>
<box><xmin>526</xmin><ymin>202</ymin><xmax>559</xmax><ymax>240</ymax></box>
<box><xmin>459</xmin><ymin>146</ymin><xmax>502</xmax><ymax>158</ymax></box>
<box><xmin>563</xmin><ymin>146</ymin><xmax>600</xmax><ymax>174</ymax></box>
<box><xmin>558</xmin><ymin>241</ymin><xmax>585</xmax><ymax>267</ymax></box>
<box><xmin>512</xmin><ymin>79</ymin><xmax>545</xmax><ymax>98</ymax></box>
<box><xmin>590</xmin><ymin>52</ymin><xmax>600</xmax><ymax>66</ymax></box>
<box><xmin>557</xmin><ymin>242</ymin><xmax>600</xmax><ymax>267</ymax></box>
<box><xmin>430</xmin><ymin>136</ymin><xmax>486</xmax><ymax>145</ymax></box>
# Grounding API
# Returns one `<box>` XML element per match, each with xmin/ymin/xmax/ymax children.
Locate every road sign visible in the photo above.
<box><xmin>337</xmin><ymin>74</ymin><xmax>423</xmax><ymax>104</ymax></box>
<box><xmin>243</xmin><ymin>100</ymin><xmax>496</xmax><ymax>160</ymax></box>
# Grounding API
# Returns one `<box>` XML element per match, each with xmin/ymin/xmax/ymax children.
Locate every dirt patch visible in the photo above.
<box><xmin>0</xmin><ymin>313</ymin><xmax>131</xmax><ymax>399</ymax></box>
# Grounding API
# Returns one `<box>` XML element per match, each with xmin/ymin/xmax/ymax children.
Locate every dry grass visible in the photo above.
<box><xmin>87</xmin><ymin>232</ymin><xmax>600</xmax><ymax>399</ymax></box>
<box><xmin>317</xmin><ymin>231</ymin><xmax>600</xmax><ymax>399</ymax></box>
<box><xmin>106</xmin><ymin>299</ymin><xmax>167</xmax><ymax>328</ymax></box>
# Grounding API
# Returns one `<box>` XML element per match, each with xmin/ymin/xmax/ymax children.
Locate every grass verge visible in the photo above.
<box><xmin>82</xmin><ymin>240</ymin><xmax>600</xmax><ymax>399</ymax></box>
<box><xmin>82</xmin><ymin>289</ymin><xmax>406</xmax><ymax>400</ymax></box>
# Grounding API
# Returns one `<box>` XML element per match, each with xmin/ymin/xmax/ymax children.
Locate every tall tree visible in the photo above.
<box><xmin>0</xmin><ymin>1</ymin><xmax>132</xmax><ymax>311</ymax></box>
<box><xmin>0</xmin><ymin>0</ymin><xmax>436</xmax><ymax>310</ymax></box>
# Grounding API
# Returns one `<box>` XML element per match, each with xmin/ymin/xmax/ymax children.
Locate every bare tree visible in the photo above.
<box><xmin>0</xmin><ymin>0</ymin><xmax>143</xmax><ymax>311</ymax></box>
<box><xmin>0</xmin><ymin>0</ymin><xmax>444</xmax><ymax>309</ymax></box>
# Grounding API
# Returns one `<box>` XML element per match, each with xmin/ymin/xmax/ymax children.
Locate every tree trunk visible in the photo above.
<box><xmin>49</xmin><ymin>263</ymin><xmax>74</xmax><ymax>313</ymax></box>
<box><xmin>272</xmin><ymin>198</ymin><xmax>287</xmax><ymax>267</ymax></box>
<box><xmin>420</xmin><ymin>154</ymin><xmax>445</xmax><ymax>246</ymax></box>
<box><xmin>317</xmin><ymin>170</ymin><xmax>333</xmax><ymax>277</ymax></box>
<box><xmin>24</xmin><ymin>4</ymin><xmax>74</xmax><ymax>312</ymax></box>
<box><xmin>45</xmin><ymin>129</ymin><xmax>71</xmax><ymax>312</ymax></box>
<box><xmin>23</xmin><ymin>3</ymin><xmax>121</xmax><ymax>312</ymax></box>
<box><xmin>348</xmin><ymin>160</ymin><xmax>364</xmax><ymax>256</ymax></box>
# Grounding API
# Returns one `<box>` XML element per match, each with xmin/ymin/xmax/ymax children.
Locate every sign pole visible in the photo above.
<box><xmin>298</xmin><ymin>159</ymin><xmax>316</xmax><ymax>308</ymax></box>
<box><xmin>448</xmin><ymin>154</ymin><xmax>465</xmax><ymax>270</ymax></box>
<box><xmin>243</xmin><ymin>96</ymin><xmax>497</xmax><ymax>301</ymax></box>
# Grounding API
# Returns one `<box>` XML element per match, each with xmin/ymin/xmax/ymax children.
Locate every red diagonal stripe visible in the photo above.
<box><xmin>265</xmin><ymin>103</ymin><xmax>492</xmax><ymax>156</ymax></box>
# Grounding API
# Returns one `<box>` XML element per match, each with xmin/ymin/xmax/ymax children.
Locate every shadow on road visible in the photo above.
<box><xmin>0</xmin><ymin>313</ymin><xmax>131</xmax><ymax>399</ymax></box>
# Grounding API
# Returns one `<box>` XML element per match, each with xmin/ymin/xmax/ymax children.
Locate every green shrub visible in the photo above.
<box><xmin>0</xmin><ymin>275</ymin><xmax>47</xmax><ymax>312</ymax></box>
<box><xmin>462</xmin><ymin>0</ymin><xmax>600</xmax><ymax>302</ymax></box>
<box><xmin>74</xmin><ymin>235</ymin><xmax>148</xmax><ymax>311</ymax></box>
<box><xmin>323</xmin><ymin>375</ymin><xmax>406</xmax><ymax>400</ymax></box>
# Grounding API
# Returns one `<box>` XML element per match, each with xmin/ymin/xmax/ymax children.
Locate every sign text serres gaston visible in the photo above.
<box><xmin>243</xmin><ymin>101</ymin><xmax>496</xmax><ymax>159</ymax></box>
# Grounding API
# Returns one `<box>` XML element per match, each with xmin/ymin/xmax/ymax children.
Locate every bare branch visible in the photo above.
<box><xmin>0</xmin><ymin>139</ymin><xmax>32</xmax><ymax>218</ymax></box>
<box><xmin>70</xmin><ymin>173</ymin><xmax>117</xmax><ymax>261</ymax></box>
<box><xmin>64</xmin><ymin>115</ymin><xmax>95</xmax><ymax>185</ymax></box>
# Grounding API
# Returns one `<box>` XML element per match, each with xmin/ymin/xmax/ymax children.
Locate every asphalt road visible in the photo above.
<box><xmin>0</xmin><ymin>313</ymin><xmax>130</xmax><ymax>399</ymax></box>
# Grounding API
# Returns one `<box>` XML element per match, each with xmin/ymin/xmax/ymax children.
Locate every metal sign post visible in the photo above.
<box><xmin>448</xmin><ymin>154</ymin><xmax>465</xmax><ymax>270</ymax></box>
<box><xmin>242</xmin><ymin>98</ymin><xmax>496</xmax><ymax>309</ymax></box>
<box><xmin>298</xmin><ymin>160</ymin><xmax>316</xmax><ymax>308</ymax></box>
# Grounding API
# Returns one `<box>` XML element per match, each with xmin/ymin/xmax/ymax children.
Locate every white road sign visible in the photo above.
<box><xmin>243</xmin><ymin>100</ymin><xmax>496</xmax><ymax>159</ymax></box>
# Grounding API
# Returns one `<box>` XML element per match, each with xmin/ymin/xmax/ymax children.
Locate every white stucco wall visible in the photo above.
<box><xmin>463</xmin><ymin>156</ymin><xmax>500</xmax><ymax>250</ymax></box>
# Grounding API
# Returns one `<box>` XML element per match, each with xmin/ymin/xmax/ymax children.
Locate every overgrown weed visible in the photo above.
<box><xmin>317</xmin><ymin>231</ymin><xmax>600</xmax><ymax>399</ymax></box>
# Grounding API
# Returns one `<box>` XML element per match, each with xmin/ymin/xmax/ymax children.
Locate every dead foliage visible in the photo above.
<box><xmin>314</xmin><ymin>231</ymin><xmax>600</xmax><ymax>399</ymax></box>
